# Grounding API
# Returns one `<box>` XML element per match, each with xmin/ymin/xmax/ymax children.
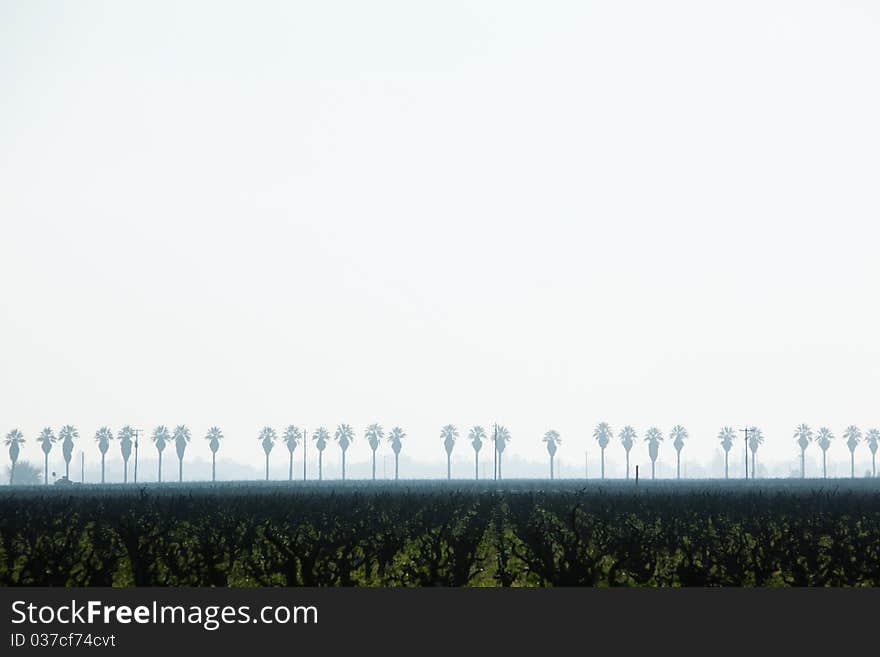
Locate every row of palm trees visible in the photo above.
<box><xmin>791</xmin><ymin>424</ymin><xmax>879</xmax><ymax>479</ymax></box>
<box><xmin>5</xmin><ymin>421</ymin><xmax>880</xmax><ymax>484</ymax></box>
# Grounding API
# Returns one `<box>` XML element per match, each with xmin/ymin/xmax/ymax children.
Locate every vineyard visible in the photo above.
<box><xmin>2</xmin><ymin>480</ymin><xmax>880</xmax><ymax>586</ymax></box>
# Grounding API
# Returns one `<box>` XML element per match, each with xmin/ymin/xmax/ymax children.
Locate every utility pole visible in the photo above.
<box><xmin>132</xmin><ymin>428</ymin><xmax>144</xmax><ymax>483</ymax></box>
<box><xmin>303</xmin><ymin>428</ymin><xmax>307</xmax><ymax>481</ymax></box>
<box><xmin>738</xmin><ymin>427</ymin><xmax>753</xmax><ymax>480</ymax></box>
<box><xmin>80</xmin><ymin>451</ymin><xmax>84</xmax><ymax>483</ymax></box>
<box><xmin>585</xmin><ymin>450</ymin><xmax>588</xmax><ymax>480</ymax></box>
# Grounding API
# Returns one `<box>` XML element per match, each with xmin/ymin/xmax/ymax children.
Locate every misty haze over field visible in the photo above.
<box><xmin>2</xmin><ymin>2</ymin><xmax>879</xmax><ymax>481</ymax></box>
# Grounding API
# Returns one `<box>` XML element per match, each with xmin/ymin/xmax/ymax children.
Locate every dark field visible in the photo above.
<box><xmin>2</xmin><ymin>479</ymin><xmax>880</xmax><ymax>586</ymax></box>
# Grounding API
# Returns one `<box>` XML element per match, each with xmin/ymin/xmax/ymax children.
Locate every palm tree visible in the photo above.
<box><xmin>619</xmin><ymin>426</ymin><xmax>636</xmax><ymax>480</ymax></box>
<box><xmin>469</xmin><ymin>426</ymin><xmax>486</xmax><ymax>480</ymax></box>
<box><xmin>152</xmin><ymin>425</ymin><xmax>170</xmax><ymax>482</ymax></box>
<box><xmin>5</xmin><ymin>429</ymin><xmax>25</xmax><ymax>485</ymax></box>
<box><xmin>173</xmin><ymin>425</ymin><xmax>191</xmax><ymax>482</ymax></box>
<box><xmin>644</xmin><ymin>427</ymin><xmax>662</xmax><ymax>479</ymax></box>
<box><xmin>441</xmin><ymin>424</ymin><xmax>458</xmax><ymax>480</ymax></box>
<box><xmin>387</xmin><ymin>427</ymin><xmax>405</xmax><ymax>480</ymax></box>
<box><xmin>747</xmin><ymin>426</ymin><xmax>763</xmax><ymax>479</ymax></box>
<box><xmin>593</xmin><ymin>422</ymin><xmax>612</xmax><ymax>479</ymax></box>
<box><xmin>718</xmin><ymin>426</ymin><xmax>735</xmax><ymax>479</ymax></box>
<box><xmin>205</xmin><ymin>426</ymin><xmax>223</xmax><ymax>482</ymax></box>
<box><xmin>543</xmin><ymin>430</ymin><xmax>561</xmax><ymax>479</ymax></box>
<box><xmin>670</xmin><ymin>425</ymin><xmax>688</xmax><ymax>479</ymax></box>
<box><xmin>95</xmin><ymin>427</ymin><xmax>113</xmax><ymax>483</ymax></box>
<box><xmin>59</xmin><ymin>425</ymin><xmax>78</xmax><ymax>479</ymax></box>
<box><xmin>118</xmin><ymin>426</ymin><xmax>134</xmax><ymax>483</ymax></box>
<box><xmin>365</xmin><ymin>423</ymin><xmax>384</xmax><ymax>480</ymax></box>
<box><xmin>37</xmin><ymin>427</ymin><xmax>56</xmax><ymax>485</ymax></box>
<box><xmin>866</xmin><ymin>428</ymin><xmax>879</xmax><ymax>478</ymax></box>
<box><xmin>793</xmin><ymin>424</ymin><xmax>813</xmax><ymax>479</ymax></box>
<box><xmin>844</xmin><ymin>425</ymin><xmax>861</xmax><ymax>479</ymax></box>
<box><xmin>313</xmin><ymin>427</ymin><xmax>329</xmax><ymax>481</ymax></box>
<box><xmin>283</xmin><ymin>425</ymin><xmax>302</xmax><ymax>481</ymax></box>
<box><xmin>259</xmin><ymin>426</ymin><xmax>277</xmax><ymax>481</ymax></box>
<box><xmin>815</xmin><ymin>427</ymin><xmax>833</xmax><ymax>479</ymax></box>
<box><xmin>335</xmin><ymin>424</ymin><xmax>354</xmax><ymax>480</ymax></box>
<box><xmin>494</xmin><ymin>425</ymin><xmax>511</xmax><ymax>479</ymax></box>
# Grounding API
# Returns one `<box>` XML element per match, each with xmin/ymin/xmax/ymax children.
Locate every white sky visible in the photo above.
<box><xmin>2</xmin><ymin>1</ymin><xmax>879</xmax><ymax>480</ymax></box>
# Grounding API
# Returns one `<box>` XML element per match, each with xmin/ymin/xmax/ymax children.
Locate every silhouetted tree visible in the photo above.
<box><xmin>441</xmin><ymin>424</ymin><xmax>458</xmax><ymax>480</ymax></box>
<box><xmin>844</xmin><ymin>425</ymin><xmax>861</xmax><ymax>479</ymax></box>
<box><xmin>794</xmin><ymin>424</ymin><xmax>813</xmax><ymax>479</ymax></box>
<box><xmin>5</xmin><ymin>429</ymin><xmax>24</xmax><ymax>485</ymax></box>
<box><xmin>5</xmin><ymin>460</ymin><xmax>39</xmax><ymax>486</ymax></box>
<box><xmin>815</xmin><ymin>427</ymin><xmax>833</xmax><ymax>479</ymax></box>
<box><xmin>59</xmin><ymin>425</ymin><xmax>78</xmax><ymax>479</ymax></box>
<box><xmin>747</xmin><ymin>426</ymin><xmax>763</xmax><ymax>479</ymax></box>
<box><xmin>593</xmin><ymin>422</ymin><xmax>612</xmax><ymax>479</ymax></box>
<box><xmin>205</xmin><ymin>426</ymin><xmax>223</xmax><ymax>482</ymax></box>
<box><xmin>37</xmin><ymin>427</ymin><xmax>56</xmax><ymax>485</ymax></box>
<box><xmin>718</xmin><ymin>426</ymin><xmax>735</xmax><ymax>479</ymax></box>
<box><xmin>313</xmin><ymin>427</ymin><xmax>329</xmax><ymax>481</ymax></box>
<box><xmin>387</xmin><ymin>427</ymin><xmax>404</xmax><ymax>480</ymax></box>
<box><xmin>152</xmin><ymin>425</ymin><xmax>170</xmax><ymax>482</ymax></box>
<box><xmin>619</xmin><ymin>426</ymin><xmax>636</xmax><ymax>479</ymax></box>
<box><xmin>469</xmin><ymin>426</ymin><xmax>486</xmax><ymax>480</ymax></box>
<box><xmin>543</xmin><ymin>430</ymin><xmax>561</xmax><ymax>479</ymax></box>
<box><xmin>645</xmin><ymin>427</ymin><xmax>662</xmax><ymax>479</ymax></box>
<box><xmin>173</xmin><ymin>425</ymin><xmax>190</xmax><ymax>482</ymax></box>
<box><xmin>494</xmin><ymin>425</ymin><xmax>511</xmax><ymax>479</ymax></box>
<box><xmin>365</xmin><ymin>423</ymin><xmax>383</xmax><ymax>480</ymax></box>
<box><xmin>95</xmin><ymin>426</ymin><xmax>113</xmax><ymax>483</ymax></box>
<box><xmin>670</xmin><ymin>425</ymin><xmax>688</xmax><ymax>479</ymax></box>
<box><xmin>866</xmin><ymin>428</ymin><xmax>879</xmax><ymax>478</ymax></box>
<box><xmin>335</xmin><ymin>424</ymin><xmax>354</xmax><ymax>480</ymax></box>
<box><xmin>283</xmin><ymin>425</ymin><xmax>302</xmax><ymax>481</ymax></box>
<box><xmin>259</xmin><ymin>426</ymin><xmax>277</xmax><ymax>481</ymax></box>
<box><xmin>118</xmin><ymin>426</ymin><xmax>134</xmax><ymax>483</ymax></box>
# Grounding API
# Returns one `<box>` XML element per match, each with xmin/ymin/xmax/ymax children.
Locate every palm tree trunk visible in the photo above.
<box><xmin>601</xmin><ymin>448</ymin><xmax>605</xmax><ymax>480</ymax></box>
<box><xmin>550</xmin><ymin>454</ymin><xmax>554</xmax><ymax>480</ymax></box>
<box><xmin>498</xmin><ymin>452</ymin><xmax>502</xmax><ymax>480</ymax></box>
<box><xmin>801</xmin><ymin>449</ymin><xmax>805</xmax><ymax>479</ymax></box>
<box><xmin>394</xmin><ymin>453</ymin><xmax>399</xmax><ymax>481</ymax></box>
<box><xmin>676</xmin><ymin>451</ymin><xmax>681</xmax><ymax>480</ymax></box>
<box><xmin>372</xmin><ymin>449</ymin><xmax>376</xmax><ymax>481</ymax></box>
<box><xmin>65</xmin><ymin>459</ymin><xmax>70</xmax><ymax>479</ymax></box>
<box><xmin>101</xmin><ymin>454</ymin><xmax>106</xmax><ymax>484</ymax></box>
<box><xmin>651</xmin><ymin>459</ymin><xmax>655</xmax><ymax>480</ymax></box>
<box><xmin>179</xmin><ymin>458</ymin><xmax>183</xmax><ymax>483</ymax></box>
<box><xmin>212</xmin><ymin>452</ymin><xmax>216</xmax><ymax>482</ymax></box>
<box><xmin>342</xmin><ymin>450</ymin><xmax>346</xmax><ymax>481</ymax></box>
<box><xmin>823</xmin><ymin>450</ymin><xmax>827</xmax><ymax>479</ymax></box>
<box><xmin>724</xmin><ymin>451</ymin><xmax>729</xmax><ymax>479</ymax></box>
<box><xmin>288</xmin><ymin>451</ymin><xmax>293</xmax><ymax>481</ymax></box>
<box><xmin>319</xmin><ymin>451</ymin><xmax>323</xmax><ymax>481</ymax></box>
<box><xmin>44</xmin><ymin>453</ymin><xmax>49</xmax><ymax>485</ymax></box>
<box><xmin>158</xmin><ymin>451</ymin><xmax>162</xmax><ymax>483</ymax></box>
<box><xmin>475</xmin><ymin>450</ymin><xmax>479</xmax><ymax>480</ymax></box>
<box><xmin>873</xmin><ymin>453</ymin><xmax>876</xmax><ymax>478</ymax></box>
<box><xmin>265</xmin><ymin>453</ymin><xmax>269</xmax><ymax>481</ymax></box>
<box><xmin>851</xmin><ymin>451</ymin><xmax>854</xmax><ymax>479</ymax></box>
<box><xmin>751</xmin><ymin>452</ymin><xmax>755</xmax><ymax>480</ymax></box>
<box><xmin>447</xmin><ymin>453</ymin><xmax>451</xmax><ymax>480</ymax></box>
<box><xmin>123</xmin><ymin>459</ymin><xmax>128</xmax><ymax>484</ymax></box>
<box><xmin>626</xmin><ymin>451</ymin><xmax>630</xmax><ymax>480</ymax></box>
<box><xmin>10</xmin><ymin>461</ymin><xmax>15</xmax><ymax>485</ymax></box>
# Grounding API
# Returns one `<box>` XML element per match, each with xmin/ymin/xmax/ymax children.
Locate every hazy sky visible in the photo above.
<box><xmin>2</xmin><ymin>1</ymin><xmax>879</xmax><ymax>480</ymax></box>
